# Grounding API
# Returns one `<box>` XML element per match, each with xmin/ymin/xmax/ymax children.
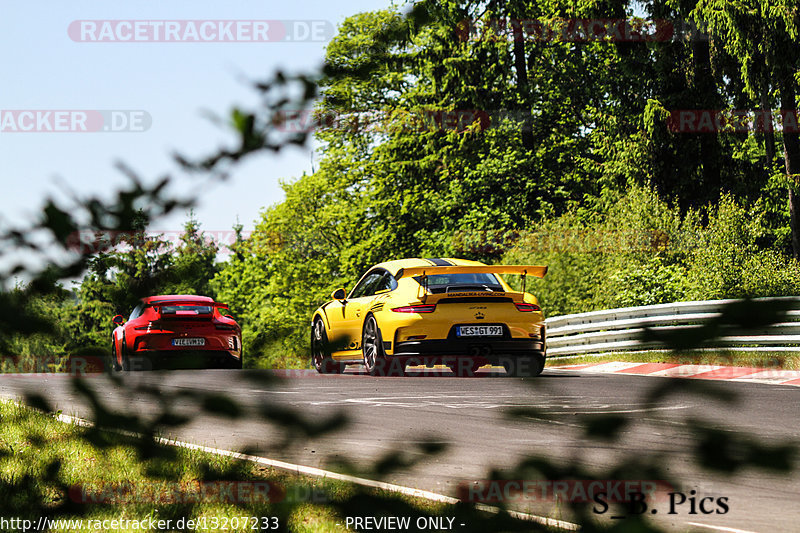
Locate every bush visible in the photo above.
<box><xmin>605</xmin><ymin>257</ymin><xmax>688</xmax><ymax>308</ymax></box>
<box><xmin>504</xmin><ymin>186</ymin><xmax>691</xmax><ymax>315</ymax></box>
<box><xmin>684</xmin><ymin>196</ymin><xmax>800</xmax><ymax>299</ymax></box>
<box><xmin>505</xmin><ymin>187</ymin><xmax>800</xmax><ymax>318</ymax></box>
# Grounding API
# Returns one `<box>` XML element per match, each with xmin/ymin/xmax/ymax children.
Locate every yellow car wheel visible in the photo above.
<box><xmin>311</xmin><ymin>317</ymin><xmax>345</xmax><ymax>374</ymax></box>
<box><xmin>362</xmin><ymin>315</ymin><xmax>404</xmax><ymax>377</ymax></box>
<box><xmin>362</xmin><ymin>315</ymin><xmax>386</xmax><ymax>376</ymax></box>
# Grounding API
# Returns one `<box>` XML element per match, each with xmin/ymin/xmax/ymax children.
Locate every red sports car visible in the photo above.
<box><xmin>111</xmin><ymin>295</ymin><xmax>243</xmax><ymax>370</ymax></box>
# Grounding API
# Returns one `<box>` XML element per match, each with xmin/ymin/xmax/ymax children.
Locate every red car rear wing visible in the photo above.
<box><xmin>146</xmin><ymin>301</ymin><xmax>229</xmax><ymax>308</ymax></box>
<box><xmin>146</xmin><ymin>301</ymin><xmax>230</xmax><ymax>317</ymax></box>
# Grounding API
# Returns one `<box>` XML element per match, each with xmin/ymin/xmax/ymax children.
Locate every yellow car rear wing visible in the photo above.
<box><xmin>396</xmin><ymin>265</ymin><xmax>547</xmax><ymax>279</ymax></box>
<box><xmin>396</xmin><ymin>265</ymin><xmax>547</xmax><ymax>301</ymax></box>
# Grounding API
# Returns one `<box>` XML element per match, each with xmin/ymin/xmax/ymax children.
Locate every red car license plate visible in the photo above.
<box><xmin>457</xmin><ymin>326</ymin><xmax>502</xmax><ymax>337</ymax></box>
<box><xmin>172</xmin><ymin>338</ymin><xmax>205</xmax><ymax>347</ymax></box>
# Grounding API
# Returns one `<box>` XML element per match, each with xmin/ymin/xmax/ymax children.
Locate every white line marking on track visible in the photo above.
<box><xmin>687</xmin><ymin>521</ymin><xmax>758</xmax><ymax>533</ymax></box>
<box><xmin>48</xmin><ymin>411</ymin><xmax>580</xmax><ymax>531</ymax></box>
<box><xmin>648</xmin><ymin>365</ymin><xmax>724</xmax><ymax>377</ymax></box>
<box><xmin>550</xmin><ymin>363</ymin><xmax>800</xmax><ymax>387</ymax></box>
<box><xmin>577</xmin><ymin>362</ymin><xmax>644</xmax><ymax>372</ymax></box>
<box><xmin>558</xmin><ymin>405</ymin><xmax>692</xmax><ymax>415</ymax></box>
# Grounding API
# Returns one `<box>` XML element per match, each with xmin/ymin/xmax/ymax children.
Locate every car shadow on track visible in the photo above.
<box><xmin>343</xmin><ymin>366</ymin><xmax>569</xmax><ymax>378</ymax></box>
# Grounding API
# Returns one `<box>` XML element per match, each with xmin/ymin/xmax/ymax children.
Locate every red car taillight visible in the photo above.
<box><xmin>391</xmin><ymin>304</ymin><xmax>437</xmax><ymax>313</ymax></box>
<box><xmin>514</xmin><ymin>303</ymin><xmax>541</xmax><ymax>312</ymax></box>
<box><xmin>215</xmin><ymin>323</ymin><xmax>237</xmax><ymax>330</ymax></box>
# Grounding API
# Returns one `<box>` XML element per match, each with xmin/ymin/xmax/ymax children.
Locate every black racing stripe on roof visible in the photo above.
<box><xmin>425</xmin><ymin>258</ymin><xmax>454</xmax><ymax>266</ymax></box>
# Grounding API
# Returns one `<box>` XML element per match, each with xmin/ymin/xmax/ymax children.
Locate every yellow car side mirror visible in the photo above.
<box><xmin>331</xmin><ymin>288</ymin><xmax>347</xmax><ymax>300</ymax></box>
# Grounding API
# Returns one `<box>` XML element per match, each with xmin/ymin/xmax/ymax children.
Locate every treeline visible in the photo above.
<box><xmin>7</xmin><ymin>0</ymin><xmax>800</xmax><ymax>369</ymax></box>
<box><xmin>1</xmin><ymin>216</ymin><xmax>221</xmax><ymax>371</ymax></box>
<box><xmin>212</xmin><ymin>1</ymin><xmax>800</xmax><ymax>367</ymax></box>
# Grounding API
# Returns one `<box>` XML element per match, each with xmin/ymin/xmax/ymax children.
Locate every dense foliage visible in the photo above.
<box><xmin>6</xmin><ymin>0</ymin><xmax>800</xmax><ymax>370</ymax></box>
<box><xmin>209</xmin><ymin>0</ymin><xmax>800</xmax><ymax>368</ymax></box>
<box><xmin>2</xmin><ymin>215</ymin><xmax>220</xmax><ymax>369</ymax></box>
<box><xmin>1</xmin><ymin>4</ymin><xmax>798</xmax><ymax>533</ymax></box>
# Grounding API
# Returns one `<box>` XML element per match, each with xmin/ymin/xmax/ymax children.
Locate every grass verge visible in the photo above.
<box><xmin>0</xmin><ymin>399</ymin><xmax>506</xmax><ymax>533</ymax></box>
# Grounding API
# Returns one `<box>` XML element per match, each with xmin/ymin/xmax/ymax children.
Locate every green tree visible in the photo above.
<box><xmin>693</xmin><ymin>0</ymin><xmax>800</xmax><ymax>255</ymax></box>
<box><xmin>213</xmin><ymin>0</ymin><xmax>800</xmax><ymax>364</ymax></box>
<box><xmin>211</xmin><ymin>170</ymin><xmax>371</xmax><ymax>368</ymax></box>
<box><xmin>162</xmin><ymin>212</ymin><xmax>220</xmax><ymax>297</ymax></box>
<box><xmin>63</xmin><ymin>212</ymin><xmax>219</xmax><ymax>354</ymax></box>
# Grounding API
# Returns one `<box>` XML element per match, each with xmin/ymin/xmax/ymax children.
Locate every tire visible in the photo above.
<box><xmin>120</xmin><ymin>337</ymin><xmax>131</xmax><ymax>371</ymax></box>
<box><xmin>227</xmin><ymin>338</ymin><xmax>244</xmax><ymax>369</ymax></box>
<box><xmin>362</xmin><ymin>315</ymin><xmax>387</xmax><ymax>376</ymax></box>
<box><xmin>111</xmin><ymin>342</ymin><xmax>122</xmax><ymax>372</ymax></box>
<box><xmin>311</xmin><ymin>317</ymin><xmax>344</xmax><ymax>374</ymax></box>
<box><xmin>120</xmin><ymin>337</ymin><xmax>152</xmax><ymax>371</ymax></box>
<box><xmin>502</xmin><ymin>353</ymin><xmax>545</xmax><ymax>377</ymax></box>
<box><xmin>218</xmin><ymin>354</ymin><xmax>242</xmax><ymax>370</ymax></box>
<box><xmin>362</xmin><ymin>315</ymin><xmax>404</xmax><ymax>377</ymax></box>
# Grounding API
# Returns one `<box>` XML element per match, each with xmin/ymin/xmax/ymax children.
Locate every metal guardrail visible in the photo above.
<box><xmin>544</xmin><ymin>297</ymin><xmax>800</xmax><ymax>357</ymax></box>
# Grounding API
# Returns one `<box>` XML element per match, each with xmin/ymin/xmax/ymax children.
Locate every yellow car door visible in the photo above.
<box><xmin>330</xmin><ymin>270</ymin><xmax>383</xmax><ymax>357</ymax></box>
<box><xmin>323</xmin><ymin>297</ymin><xmax>349</xmax><ymax>354</ymax></box>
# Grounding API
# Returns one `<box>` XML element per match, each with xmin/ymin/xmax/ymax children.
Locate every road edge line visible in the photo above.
<box><xmin>687</xmin><ymin>521</ymin><xmax>757</xmax><ymax>533</ymax></box>
<box><xmin>50</xmin><ymin>411</ymin><xmax>580</xmax><ymax>531</ymax></box>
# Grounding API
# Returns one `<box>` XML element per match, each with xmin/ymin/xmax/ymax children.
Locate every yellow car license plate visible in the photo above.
<box><xmin>457</xmin><ymin>326</ymin><xmax>502</xmax><ymax>337</ymax></box>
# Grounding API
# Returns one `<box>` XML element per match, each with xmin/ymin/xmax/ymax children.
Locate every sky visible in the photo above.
<box><xmin>0</xmin><ymin>0</ymin><xmax>397</xmax><ymax>254</ymax></box>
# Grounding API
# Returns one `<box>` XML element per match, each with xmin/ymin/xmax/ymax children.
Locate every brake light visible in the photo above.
<box><xmin>391</xmin><ymin>304</ymin><xmax>437</xmax><ymax>313</ymax></box>
<box><xmin>134</xmin><ymin>322</ymin><xmax>154</xmax><ymax>330</ymax></box>
<box><xmin>215</xmin><ymin>323</ymin><xmax>237</xmax><ymax>330</ymax></box>
<box><xmin>514</xmin><ymin>303</ymin><xmax>540</xmax><ymax>312</ymax></box>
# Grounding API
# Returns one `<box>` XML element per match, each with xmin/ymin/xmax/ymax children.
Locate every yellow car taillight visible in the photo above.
<box><xmin>391</xmin><ymin>304</ymin><xmax>437</xmax><ymax>313</ymax></box>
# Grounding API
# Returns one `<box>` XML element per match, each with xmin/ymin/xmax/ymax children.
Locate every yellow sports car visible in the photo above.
<box><xmin>310</xmin><ymin>258</ymin><xmax>547</xmax><ymax>376</ymax></box>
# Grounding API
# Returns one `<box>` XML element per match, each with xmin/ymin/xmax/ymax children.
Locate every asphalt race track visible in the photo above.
<box><xmin>1</xmin><ymin>367</ymin><xmax>798</xmax><ymax>532</ymax></box>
